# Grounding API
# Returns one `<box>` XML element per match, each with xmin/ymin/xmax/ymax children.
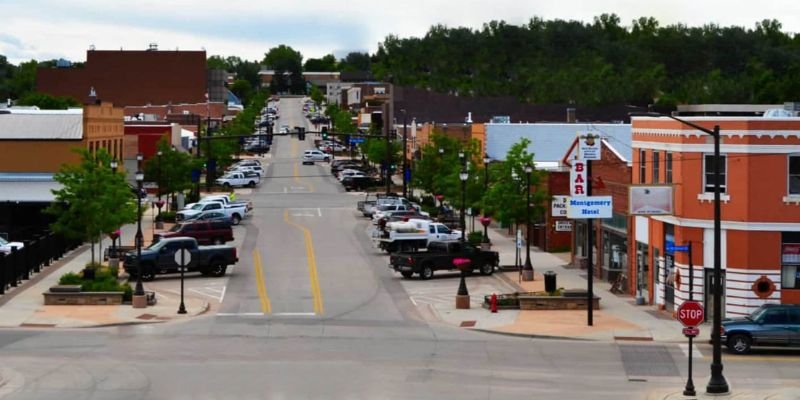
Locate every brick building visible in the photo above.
<box><xmin>631</xmin><ymin>116</ymin><xmax>800</xmax><ymax>319</ymax></box>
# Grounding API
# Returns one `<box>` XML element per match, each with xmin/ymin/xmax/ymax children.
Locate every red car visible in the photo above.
<box><xmin>155</xmin><ymin>221</ymin><xmax>234</xmax><ymax>245</ymax></box>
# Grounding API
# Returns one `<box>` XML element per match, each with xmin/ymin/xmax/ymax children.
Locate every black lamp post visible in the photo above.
<box><xmin>522</xmin><ymin>164</ymin><xmax>534</xmax><ymax>281</ymax></box>
<box><xmin>134</xmin><ymin>153</ymin><xmax>145</xmax><ymax>297</ymax></box>
<box><xmin>156</xmin><ymin>150</ymin><xmax>163</xmax><ymax>202</ymax></box>
<box><xmin>459</xmin><ymin>169</ymin><xmax>468</xmax><ymax>242</ymax></box>
<box><xmin>401</xmin><ymin>109</ymin><xmax>408</xmax><ymax>199</ymax></box>
<box><xmin>110</xmin><ymin>158</ymin><xmax>118</xmax><ymax>259</ymax></box>
<box><xmin>483</xmin><ymin>154</ymin><xmax>490</xmax><ymax>243</ymax></box>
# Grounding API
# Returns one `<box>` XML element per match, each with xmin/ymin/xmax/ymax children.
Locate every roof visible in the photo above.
<box><xmin>0</xmin><ymin>173</ymin><xmax>60</xmax><ymax>202</ymax></box>
<box><xmin>0</xmin><ymin>112</ymin><xmax>83</xmax><ymax>140</ymax></box>
<box><xmin>485</xmin><ymin>123</ymin><xmax>632</xmax><ymax>164</ymax></box>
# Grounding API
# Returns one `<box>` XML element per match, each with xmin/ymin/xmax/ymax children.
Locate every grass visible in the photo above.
<box><xmin>58</xmin><ymin>265</ymin><xmax>132</xmax><ymax>301</ymax></box>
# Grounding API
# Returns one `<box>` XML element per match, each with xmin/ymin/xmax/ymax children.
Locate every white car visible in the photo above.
<box><xmin>302</xmin><ymin>149</ymin><xmax>330</xmax><ymax>165</ymax></box>
<box><xmin>337</xmin><ymin>169</ymin><xmax>366</xmax><ymax>181</ymax></box>
<box><xmin>230</xmin><ymin>165</ymin><xmax>264</xmax><ymax>177</ymax></box>
<box><xmin>0</xmin><ymin>236</ymin><xmax>24</xmax><ymax>255</ymax></box>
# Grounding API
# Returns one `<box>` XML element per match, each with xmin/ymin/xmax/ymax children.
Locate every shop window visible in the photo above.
<box><xmin>703</xmin><ymin>154</ymin><xmax>727</xmax><ymax>193</ymax></box>
<box><xmin>665</xmin><ymin>152</ymin><xmax>673</xmax><ymax>184</ymax></box>
<box><xmin>782</xmin><ymin>242</ymin><xmax>800</xmax><ymax>289</ymax></box>
<box><xmin>652</xmin><ymin>151</ymin><xmax>660</xmax><ymax>183</ymax></box>
<box><xmin>790</xmin><ymin>154</ymin><xmax>800</xmax><ymax>195</ymax></box>
<box><xmin>639</xmin><ymin>149</ymin><xmax>646</xmax><ymax>184</ymax></box>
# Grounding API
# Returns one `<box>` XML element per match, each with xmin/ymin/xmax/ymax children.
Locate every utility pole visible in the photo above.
<box><xmin>402</xmin><ymin>110</ymin><xmax>408</xmax><ymax>198</ymax></box>
<box><xmin>587</xmin><ymin>157</ymin><xmax>594</xmax><ymax>326</ymax></box>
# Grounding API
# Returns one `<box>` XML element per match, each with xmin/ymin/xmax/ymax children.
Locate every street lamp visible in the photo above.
<box><xmin>459</xmin><ymin>169</ymin><xmax>468</xmax><ymax>242</ymax></box>
<box><xmin>134</xmin><ymin>154</ymin><xmax>145</xmax><ymax>299</ymax></box>
<box><xmin>157</xmin><ymin>150</ymin><xmax>163</xmax><ymax>202</ymax></box>
<box><xmin>439</xmin><ymin>147</ymin><xmax>444</xmax><ymax>155</ymax></box>
<box><xmin>482</xmin><ymin>154</ymin><xmax>490</xmax><ymax>243</ymax></box>
<box><xmin>522</xmin><ymin>164</ymin><xmax>534</xmax><ymax>281</ymax></box>
<box><xmin>401</xmin><ymin>109</ymin><xmax>408</xmax><ymax>199</ymax></box>
<box><xmin>110</xmin><ymin>158</ymin><xmax>118</xmax><ymax>173</ymax></box>
<box><xmin>631</xmin><ymin>112</ymin><xmax>728</xmax><ymax>394</ymax></box>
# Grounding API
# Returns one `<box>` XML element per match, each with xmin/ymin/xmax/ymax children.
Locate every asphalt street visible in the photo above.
<box><xmin>0</xmin><ymin>98</ymin><xmax>798</xmax><ymax>399</ymax></box>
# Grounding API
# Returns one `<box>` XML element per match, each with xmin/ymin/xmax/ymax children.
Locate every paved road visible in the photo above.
<box><xmin>0</xmin><ymin>98</ymin><xmax>798</xmax><ymax>399</ymax></box>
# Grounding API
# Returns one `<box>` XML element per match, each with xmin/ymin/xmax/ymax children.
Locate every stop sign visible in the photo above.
<box><xmin>677</xmin><ymin>301</ymin><xmax>705</xmax><ymax>327</ymax></box>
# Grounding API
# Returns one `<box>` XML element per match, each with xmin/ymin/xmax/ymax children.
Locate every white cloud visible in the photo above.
<box><xmin>2</xmin><ymin>0</ymin><xmax>800</xmax><ymax>64</ymax></box>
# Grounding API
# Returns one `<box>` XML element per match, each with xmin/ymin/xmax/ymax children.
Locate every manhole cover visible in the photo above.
<box><xmin>460</xmin><ymin>321</ymin><xmax>476</xmax><ymax>327</ymax></box>
<box><xmin>136</xmin><ymin>313</ymin><xmax>157</xmax><ymax>320</ymax></box>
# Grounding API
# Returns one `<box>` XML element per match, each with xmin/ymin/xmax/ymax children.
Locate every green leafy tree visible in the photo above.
<box><xmin>338</xmin><ymin>52</ymin><xmax>372</xmax><ymax>72</ymax></box>
<box><xmin>46</xmin><ymin>148</ymin><xmax>137</xmax><ymax>264</ymax></box>
<box><xmin>309</xmin><ymin>84</ymin><xmax>324</xmax><ymax>105</ymax></box>
<box><xmin>412</xmin><ymin>133</ymin><xmax>482</xmax><ymax>205</ymax></box>
<box><xmin>229</xmin><ymin>79</ymin><xmax>254</xmax><ymax>106</ymax></box>
<box><xmin>304</xmin><ymin>54</ymin><xmax>337</xmax><ymax>72</ymax></box>
<box><xmin>17</xmin><ymin>92</ymin><xmax>80</xmax><ymax>109</ymax></box>
<box><xmin>144</xmin><ymin>138</ymin><xmax>199</xmax><ymax>211</ymax></box>
<box><xmin>482</xmin><ymin>139</ymin><xmax>547</xmax><ymax>229</ymax></box>
<box><xmin>263</xmin><ymin>45</ymin><xmax>305</xmax><ymax>94</ymax></box>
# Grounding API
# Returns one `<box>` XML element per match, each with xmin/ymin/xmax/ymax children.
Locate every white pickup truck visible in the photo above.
<box><xmin>215</xmin><ymin>172</ymin><xmax>260</xmax><ymax>188</ymax></box>
<box><xmin>375</xmin><ymin>219</ymin><xmax>461</xmax><ymax>252</ymax></box>
<box><xmin>185</xmin><ymin>194</ymin><xmax>253</xmax><ymax>213</ymax></box>
<box><xmin>176</xmin><ymin>200</ymin><xmax>248</xmax><ymax>225</ymax></box>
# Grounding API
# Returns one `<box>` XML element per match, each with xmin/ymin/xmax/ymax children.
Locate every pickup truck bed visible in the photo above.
<box><xmin>388</xmin><ymin>240</ymin><xmax>499</xmax><ymax>279</ymax></box>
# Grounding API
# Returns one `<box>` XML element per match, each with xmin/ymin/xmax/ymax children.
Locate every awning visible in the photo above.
<box><xmin>0</xmin><ymin>174</ymin><xmax>61</xmax><ymax>202</ymax></box>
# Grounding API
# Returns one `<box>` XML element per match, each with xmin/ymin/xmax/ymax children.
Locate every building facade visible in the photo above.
<box><xmin>631</xmin><ymin>116</ymin><xmax>800</xmax><ymax>319</ymax></box>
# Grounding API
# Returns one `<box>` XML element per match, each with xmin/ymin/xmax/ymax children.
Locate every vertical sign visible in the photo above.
<box><xmin>579</xmin><ymin>134</ymin><xmax>602</xmax><ymax>160</ymax></box>
<box><xmin>571</xmin><ymin>160</ymin><xmax>587</xmax><ymax>197</ymax></box>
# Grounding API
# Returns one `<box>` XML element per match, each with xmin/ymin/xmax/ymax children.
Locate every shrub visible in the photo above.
<box><xmin>467</xmin><ymin>231</ymin><xmax>484</xmax><ymax>244</ymax></box>
<box><xmin>59</xmin><ymin>272</ymin><xmax>83</xmax><ymax>285</ymax></box>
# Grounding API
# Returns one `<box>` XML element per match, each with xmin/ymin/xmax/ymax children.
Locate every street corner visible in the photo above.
<box><xmin>646</xmin><ymin>385</ymin><xmax>800</xmax><ymax>400</ymax></box>
<box><xmin>22</xmin><ymin>304</ymin><xmax>126</xmax><ymax>328</ymax></box>
<box><xmin>112</xmin><ymin>292</ymin><xmax>210</xmax><ymax>324</ymax></box>
<box><xmin>489</xmin><ymin>309</ymin><xmax>649</xmax><ymax>340</ymax></box>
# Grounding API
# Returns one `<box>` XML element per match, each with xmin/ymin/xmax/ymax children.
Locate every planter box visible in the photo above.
<box><xmin>518</xmin><ymin>295</ymin><xmax>600</xmax><ymax>310</ymax></box>
<box><xmin>43</xmin><ymin>290</ymin><xmax>124</xmax><ymax>305</ymax></box>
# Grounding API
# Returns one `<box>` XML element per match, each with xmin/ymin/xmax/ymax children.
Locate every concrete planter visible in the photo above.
<box><xmin>482</xmin><ymin>291</ymin><xmax>601</xmax><ymax>310</ymax></box>
<box><xmin>44</xmin><ymin>285</ymin><xmax>124</xmax><ymax>305</ymax></box>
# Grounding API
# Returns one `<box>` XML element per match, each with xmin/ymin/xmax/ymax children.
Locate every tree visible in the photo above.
<box><xmin>144</xmin><ymin>139</ymin><xmax>198</xmax><ymax>211</ymax></box>
<box><xmin>304</xmin><ymin>54</ymin><xmax>337</xmax><ymax>72</ymax></box>
<box><xmin>338</xmin><ymin>52</ymin><xmax>371</xmax><ymax>72</ymax></box>
<box><xmin>229</xmin><ymin>79</ymin><xmax>254</xmax><ymax>106</ymax></box>
<box><xmin>45</xmin><ymin>148</ymin><xmax>137</xmax><ymax>264</ymax></box>
<box><xmin>309</xmin><ymin>85</ymin><xmax>324</xmax><ymax>105</ymax></box>
<box><xmin>263</xmin><ymin>45</ymin><xmax>305</xmax><ymax>94</ymax></box>
<box><xmin>482</xmin><ymin>139</ymin><xmax>547</xmax><ymax>230</ymax></box>
<box><xmin>17</xmin><ymin>92</ymin><xmax>81</xmax><ymax>109</ymax></box>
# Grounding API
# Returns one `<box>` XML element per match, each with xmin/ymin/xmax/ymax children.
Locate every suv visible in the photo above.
<box><xmin>155</xmin><ymin>220</ymin><xmax>234</xmax><ymax>245</ymax></box>
<box><xmin>302</xmin><ymin>149</ymin><xmax>330</xmax><ymax>165</ymax></box>
<box><xmin>722</xmin><ymin>304</ymin><xmax>800</xmax><ymax>354</ymax></box>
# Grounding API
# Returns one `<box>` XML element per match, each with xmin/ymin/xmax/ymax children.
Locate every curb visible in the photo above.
<box><xmin>470</xmin><ymin>327</ymin><xmax>593</xmax><ymax>341</ymax></box>
<box><xmin>80</xmin><ymin>300</ymin><xmax>210</xmax><ymax>329</ymax></box>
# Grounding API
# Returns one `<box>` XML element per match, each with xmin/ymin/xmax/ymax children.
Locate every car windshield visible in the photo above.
<box><xmin>0</xmin><ymin>237</ymin><xmax>8</xmax><ymax>245</ymax></box>
<box><xmin>168</xmin><ymin>224</ymin><xmax>184</xmax><ymax>232</ymax></box>
<box><xmin>749</xmin><ymin>306</ymin><xmax>768</xmax><ymax>321</ymax></box>
<box><xmin>190</xmin><ymin>203</ymin><xmax>205</xmax><ymax>210</ymax></box>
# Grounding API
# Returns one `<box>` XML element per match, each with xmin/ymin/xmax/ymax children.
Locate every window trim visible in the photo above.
<box><xmin>639</xmin><ymin>149</ymin><xmax>647</xmax><ymax>184</ymax></box>
<box><xmin>652</xmin><ymin>151</ymin><xmax>660</xmax><ymax>184</ymax></box>
<box><xmin>703</xmin><ymin>153</ymin><xmax>727</xmax><ymax>194</ymax></box>
<box><xmin>665</xmin><ymin>152</ymin><xmax>673</xmax><ymax>184</ymax></box>
<box><xmin>788</xmin><ymin>153</ymin><xmax>800</xmax><ymax>196</ymax></box>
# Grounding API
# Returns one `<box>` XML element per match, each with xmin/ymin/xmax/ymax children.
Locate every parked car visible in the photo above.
<box><xmin>0</xmin><ymin>236</ymin><xmax>24</xmax><ymax>255</ymax></box>
<box><xmin>232</xmin><ymin>159</ymin><xmax>261</xmax><ymax>168</ymax></box>
<box><xmin>154</xmin><ymin>220</ymin><xmax>234</xmax><ymax>245</ymax></box>
<box><xmin>341</xmin><ymin>176</ymin><xmax>380</xmax><ymax>192</ymax></box>
<box><xmin>181</xmin><ymin>210</ymin><xmax>232</xmax><ymax>223</ymax></box>
<box><xmin>215</xmin><ymin>172</ymin><xmax>260</xmax><ymax>188</ymax></box>
<box><xmin>722</xmin><ymin>304</ymin><xmax>800</xmax><ymax>354</ymax></box>
<box><xmin>388</xmin><ymin>241</ymin><xmax>499</xmax><ymax>279</ymax></box>
<box><xmin>302</xmin><ymin>149</ymin><xmax>330</xmax><ymax>164</ymax></box>
<box><xmin>185</xmin><ymin>194</ymin><xmax>253</xmax><ymax>213</ymax></box>
<box><xmin>375</xmin><ymin>219</ymin><xmax>458</xmax><ymax>252</ymax></box>
<box><xmin>176</xmin><ymin>201</ymin><xmax>248</xmax><ymax>225</ymax></box>
<box><xmin>337</xmin><ymin>169</ymin><xmax>367</xmax><ymax>181</ymax></box>
<box><xmin>123</xmin><ymin>237</ymin><xmax>237</xmax><ymax>281</ymax></box>
<box><xmin>230</xmin><ymin>165</ymin><xmax>265</xmax><ymax>177</ymax></box>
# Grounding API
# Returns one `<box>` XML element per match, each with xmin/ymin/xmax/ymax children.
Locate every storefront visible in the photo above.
<box><xmin>601</xmin><ymin>212</ymin><xmax>628</xmax><ymax>283</ymax></box>
<box><xmin>782</xmin><ymin>233</ymin><xmax>800</xmax><ymax>293</ymax></box>
<box><xmin>662</xmin><ymin>224</ymin><xmax>676</xmax><ymax>312</ymax></box>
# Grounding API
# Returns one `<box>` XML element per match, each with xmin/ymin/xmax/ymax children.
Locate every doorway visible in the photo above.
<box><xmin>704</xmin><ymin>268</ymin><xmax>726</xmax><ymax>321</ymax></box>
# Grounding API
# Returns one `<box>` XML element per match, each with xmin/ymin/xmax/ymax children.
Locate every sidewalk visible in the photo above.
<box><xmin>0</xmin><ymin>199</ymin><xmax>208</xmax><ymax>328</ymax></box>
<box><xmin>431</xmin><ymin>223</ymin><xmax>700</xmax><ymax>342</ymax></box>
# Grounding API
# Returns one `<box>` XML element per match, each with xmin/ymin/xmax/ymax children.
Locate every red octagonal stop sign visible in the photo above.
<box><xmin>677</xmin><ymin>301</ymin><xmax>705</xmax><ymax>327</ymax></box>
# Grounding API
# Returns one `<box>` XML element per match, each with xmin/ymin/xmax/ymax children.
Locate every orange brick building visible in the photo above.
<box><xmin>631</xmin><ymin>117</ymin><xmax>800</xmax><ymax>319</ymax></box>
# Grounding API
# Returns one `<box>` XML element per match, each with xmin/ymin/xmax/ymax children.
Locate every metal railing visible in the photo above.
<box><xmin>0</xmin><ymin>232</ymin><xmax>81</xmax><ymax>295</ymax></box>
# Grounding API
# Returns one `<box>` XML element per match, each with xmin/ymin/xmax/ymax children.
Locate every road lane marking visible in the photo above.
<box><xmin>217</xmin><ymin>312</ymin><xmax>264</xmax><ymax>317</ymax></box>
<box><xmin>292</xmin><ymin>162</ymin><xmax>315</xmax><ymax>192</ymax></box>
<box><xmin>252</xmin><ymin>250</ymin><xmax>272</xmax><ymax>314</ymax></box>
<box><xmin>283</xmin><ymin>209</ymin><xmax>324</xmax><ymax>315</ymax></box>
<box><xmin>272</xmin><ymin>312</ymin><xmax>316</xmax><ymax>317</ymax></box>
<box><xmin>678</xmin><ymin>344</ymin><xmax>703</xmax><ymax>359</ymax></box>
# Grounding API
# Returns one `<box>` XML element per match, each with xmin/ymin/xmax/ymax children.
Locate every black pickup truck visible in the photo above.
<box><xmin>123</xmin><ymin>237</ymin><xmax>238</xmax><ymax>281</ymax></box>
<box><xmin>388</xmin><ymin>240</ymin><xmax>499</xmax><ymax>279</ymax></box>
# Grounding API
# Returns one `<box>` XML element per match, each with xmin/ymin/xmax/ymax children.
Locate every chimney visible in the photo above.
<box><xmin>566</xmin><ymin>107</ymin><xmax>576</xmax><ymax>123</ymax></box>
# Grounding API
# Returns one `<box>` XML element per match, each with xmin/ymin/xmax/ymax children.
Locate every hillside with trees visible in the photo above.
<box><xmin>371</xmin><ymin>14</ymin><xmax>800</xmax><ymax>106</ymax></box>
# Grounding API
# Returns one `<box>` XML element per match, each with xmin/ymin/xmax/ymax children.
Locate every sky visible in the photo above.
<box><xmin>3</xmin><ymin>0</ymin><xmax>800</xmax><ymax>65</ymax></box>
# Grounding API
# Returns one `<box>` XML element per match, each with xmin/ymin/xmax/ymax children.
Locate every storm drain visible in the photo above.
<box><xmin>619</xmin><ymin>344</ymin><xmax>679</xmax><ymax>377</ymax></box>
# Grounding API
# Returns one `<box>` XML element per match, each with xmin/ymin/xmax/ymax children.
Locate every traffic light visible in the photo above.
<box><xmin>298</xmin><ymin>127</ymin><xmax>306</xmax><ymax>141</ymax></box>
<box><xmin>321</xmin><ymin>126</ymin><xmax>329</xmax><ymax>140</ymax></box>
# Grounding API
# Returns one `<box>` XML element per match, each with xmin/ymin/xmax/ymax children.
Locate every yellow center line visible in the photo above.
<box><xmin>252</xmin><ymin>250</ymin><xmax>271</xmax><ymax>314</ymax></box>
<box><xmin>283</xmin><ymin>209</ymin><xmax>324</xmax><ymax>315</ymax></box>
<box><xmin>293</xmin><ymin>162</ymin><xmax>316</xmax><ymax>193</ymax></box>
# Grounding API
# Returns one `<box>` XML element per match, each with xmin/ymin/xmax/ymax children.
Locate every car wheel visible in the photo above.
<box><xmin>208</xmin><ymin>262</ymin><xmax>226</xmax><ymax>277</ymax></box>
<box><xmin>223</xmin><ymin>183</ymin><xmax>231</xmax><ymax>189</ymax></box>
<box><xmin>140</xmin><ymin>265</ymin><xmax>156</xmax><ymax>282</ymax></box>
<box><xmin>231</xmin><ymin>214</ymin><xmax>242</xmax><ymax>225</ymax></box>
<box><xmin>420</xmin><ymin>264</ymin><xmax>434</xmax><ymax>280</ymax></box>
<box><xmin>480</xmin><ymin>262</ymin><xmax>494</xmax><ymax>275</ymax></box>
<box><xmin>248</xmin><ymin>181</ymin><xmax>256</xmax><ymax>188</ymax></box>
<box><xmin>401</xmin><ymin>271</ymin><xmax>413</xmax><ymax>279</ymax></box>
<box><xmin>728</xmin><ymin>334</ymin><xmax>751</xmax><ymax>354</ymax></box>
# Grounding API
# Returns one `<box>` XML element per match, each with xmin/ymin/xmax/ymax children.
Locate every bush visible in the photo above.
<box><xmin>59</xmin><ymin>272</ymin><xmax>83</xmax><ymax>285</ymax></box>
<box><xmin>467</xmin><ymin>231</ymin><xmax>484</xmax><ymax>244</ymax></box>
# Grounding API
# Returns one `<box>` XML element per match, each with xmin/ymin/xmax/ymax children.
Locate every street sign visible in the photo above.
<box><xmin>570</xmin><ymin>160</ymin><xmax>587</xmax><ymax>197</ymax></box>
<box><xmin>667</xmin><ymin>244</ymin><xmax>690</xmax><ymax>253</ymax></box>
<box><xmin>566</xmin><ymin>196</ymin><xmax>612</xmax><ymax>219</ymax></box>
<box><xmin>555</xmin><ymin>221</ymin><xmax>573</xmax><ymax>232</ymax></box>
<box><xmin>174</xmin><ymin>248</ymin><xmax>192</xmax><ymax>267</ymax></box>
<box><xmin>349</xmin><ymin>137</ymin><xmax>365</xmax><ymax>144</ymax></box>
<box><xmin>677</xmin><ymin>301</ymin><xmax>705</xmax><ymax>327</ymax></box>
<box><xmin>551</xmin><ymin>195</ymin><xmax>568</xmax><ymax>217</ymax></box>
<box><xmin>578</xmin><ymin>134</ymin><xmax>601</xmax><ymax>160</ymax></box>
<box><xmin>682</xmin><ymin>327</ymin><xmax>700</xmax><ymax>337</ymax></box>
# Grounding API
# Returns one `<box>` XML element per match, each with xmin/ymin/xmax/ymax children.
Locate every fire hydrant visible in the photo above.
<box><xmin>490</xmin><ymin>293</ymin><xmax>498</xmax><ymax>313</ymax></box>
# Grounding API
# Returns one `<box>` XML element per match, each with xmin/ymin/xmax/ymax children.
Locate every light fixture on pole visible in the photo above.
<box><xmin>630</xmin><ymin>112</ymin><xmax>728</xmax><ymax>395</ymax></box>
<box><xmin>459</xmin><ymin>169</ymin><xmax>468</xmax><ymax>242</ymax></box>
<box><xmin>522</xmin><ymin>164</ymin><xmax>534</xmax><ymax>281</ymax></box>
<box><xmin>133</xmin><ymin>158</ymin><xmax>146</xmax><ymax>305</ymax></box>
<box><xmin>482</xmin><ymin>154</ymin><xmax>490</xmax><ymax>243</ymax></box>
<box><xmin>110</xmin><ymin>159</ymin><xmax>118</xmax><ymax>173</ymax></box>
<box><xmin>157</xmin><ymin>150</ymin><xmax>163</xmax><ymax>201</ymax></box>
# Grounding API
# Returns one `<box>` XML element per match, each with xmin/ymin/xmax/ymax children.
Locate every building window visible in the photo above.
<box><xmin>652</xmin><ymin>151</ymin><xmax>660</xmax><ymax>183</ymax></box>
<box><xmin>639</xmin><ymin>149</ymin><xmax>646</xmax><ymax>184</ymax></box>
<box><xmin>703</xmin><ymin>154</ymin><xmax>727</xmax><ymax>193</ymax></box>
<box><xmin>665</xmin><ymin>152</ymin><xmax>673</xmax><ymax>184</ymax></box>
<box><xmin>790</xmin><ymin>154</ymin><xmax>800</xmax><ymax>195</ymax></box>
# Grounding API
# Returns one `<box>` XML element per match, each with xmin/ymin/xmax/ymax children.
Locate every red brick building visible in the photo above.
<box><xmin>37</xmin><ymin>49</ymin><xmax>209</xmax><ymax>107</ymax></box>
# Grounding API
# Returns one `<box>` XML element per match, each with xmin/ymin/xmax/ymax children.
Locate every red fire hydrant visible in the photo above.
<box><xmin>490</xmin><ymin>293</ymin><xmax>498</xmax><ymax>313</ymax></box>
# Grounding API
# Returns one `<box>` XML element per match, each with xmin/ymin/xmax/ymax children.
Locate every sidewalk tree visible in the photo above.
<box><xmin>413</xmin><ymin>133</ymin><xmax>482</xmax><ymax>206</ymax></box>
<box><xmin>46</xmin><ymin>148</ymin><xmax>137</xmax><ymax>264</ymax></box>
<box><xmin>144</xmin><ymin>138</ymin><xmax>198</xmax><ymax>211</ymax></box>
<box><xmin>482</xmin><ymin>138</ymin><xmax>547</xmax><ymax>229</ymax></box>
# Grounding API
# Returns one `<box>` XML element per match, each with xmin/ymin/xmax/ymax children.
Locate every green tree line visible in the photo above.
<box><xmin>372</xmin><ymin>15</ymin><xmax>800</xmax><ymax>106</ymax></box>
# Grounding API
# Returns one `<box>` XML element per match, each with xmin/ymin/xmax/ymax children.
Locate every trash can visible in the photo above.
<box><xmin>544</xmin><ymin>271</ymin><xmax>557</xmax><ymax>293</ymax></box>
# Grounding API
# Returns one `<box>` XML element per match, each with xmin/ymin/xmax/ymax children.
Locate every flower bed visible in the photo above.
<box><xmin>482</xmin><ymin>290</ymin><xmax>600</xmax><ymax>310</ymax></box>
